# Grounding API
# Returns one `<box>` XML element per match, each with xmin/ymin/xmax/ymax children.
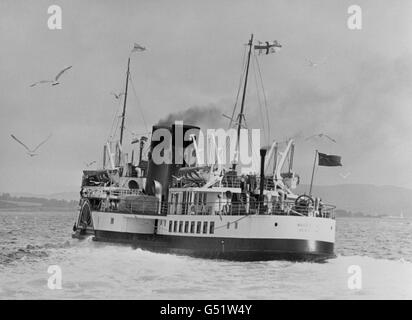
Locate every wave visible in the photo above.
<box><xmin>48</xmin><ymin>245</ymin><xmax>412</xmax><ymax>299</ymax></box>
<box><xmin>1</xmin><ymin>239</ymin><xmax>412</xmax><ymax>299</ymax></box>
<box><xmin>0</xmin><ymin>239</ymin><xmax>75</xmax><ymax>265</ymax></box>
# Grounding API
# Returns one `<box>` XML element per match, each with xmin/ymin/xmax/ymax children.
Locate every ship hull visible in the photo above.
<box><xmin>93</xmin><ymin>230</ymin><xmax>334</xmax><ymax>261</ymax></box>
<box><xmin>85</xmin><ymin>210</ymin><xmax>336</xmax><ymax>262</ymax></box>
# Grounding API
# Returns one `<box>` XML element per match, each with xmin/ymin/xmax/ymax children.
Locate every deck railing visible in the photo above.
<box><xmin>85</xmin><ymin>186</ymin><xmax>335</xmax><ymax>219</ymax></box>
<box><xmin>81</xmin><ymin>187</ymin><xmax>141</xmax><ymax>199</ymax></box>
<box><xmin>171</xmin><ymin>175</ymin><xmax>242</xmax><ymax>188</ymax></box>
<box><xmin>98</xmin><ymin>198</ymin><xmax>334</xmax><ymax>219</ymax></box>
<box><xmin>167</xmin><ymin>200</ymin><xmax>335</xmax><ymax>219</ymax></box>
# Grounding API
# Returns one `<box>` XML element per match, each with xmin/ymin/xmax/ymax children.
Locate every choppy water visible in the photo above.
<box><xmin>0</xmin><ymin>210</ymin><xmax>411</xmax><ymax>299</ymax></box>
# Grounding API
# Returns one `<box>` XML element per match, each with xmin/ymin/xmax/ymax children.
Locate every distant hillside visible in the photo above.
<box><xmin>0</xmin><ymin>193</ymin><xmax>77</xmax><ymax>211</ymax></box>
<box><xmin>9</xmin><ymin>191</ymin><xmax>79</xmax><ymax>202</ymax></box>
<box><xmin>295</xmin><ymin>184</ymin><xmax>412</xmax><ymax>217</ymax></box>
<box><xmin>47</xmin><ymin>192</ymin><xmax>79</xmax><ymax>202</ymax></box>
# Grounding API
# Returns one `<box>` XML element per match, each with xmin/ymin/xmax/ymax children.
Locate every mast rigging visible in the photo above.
<box><xmin>233</xmin><ymin>33</ymin><xmax>254</xmax><ymax>170</ymax></box>
<box><xmin>119</xmin><ymin>57</ymin><xmax>131</xmax><ymax>146</ymax></box>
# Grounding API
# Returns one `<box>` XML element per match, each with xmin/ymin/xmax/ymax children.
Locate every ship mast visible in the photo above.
<box><xmin>119</xmin><ymin>57</ymin><xmax>131</xmax><ymax>146</ymax></box>
<box><xmin>116</xmin><ymin>57</ymin><xmax>131</xmax><ymax>167</ymax></box>
<box><xmin>233</xmin><ymin>33</ymin><xmax>254</xmax><ymax>170</ymax></box>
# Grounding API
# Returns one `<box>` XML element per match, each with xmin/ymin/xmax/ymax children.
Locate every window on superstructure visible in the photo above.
<box><xmin>179</xmin><ymin>221</ymin><xmax>183</xmax><ymax>233</ymax></box>
<box><xmin>184</xmin><ymin>221</ymin><xmax>189</xmax><ymax>233</ymax></box>
<box><xmin>235</xmin><ymin>222</ymin><xmax>238</xmax><ymax>229</ymax></box>
<box><xmin>203</xmin><ymin>221</ymin><xmax>208</xmax><ymax>234</ymax></box>
<box><xmin>209</xmin><ymin>222</ymin><xmax>215</xmax><ymax>234</ymax></box>
<box><xmin>196</xmin><ymin>221</ymin><xmax>201</xmax><ymax>234</ymax></box>
<box><xmin>182</xmin><ymin>192</ymin><xmax>187</xmax><ymax>215</ymax></box>
<box><xmin>190</xmin><ymin>221</ymin><xmax>195</xmax><ymax>233</ymax></box>
<box><xmin>194</xmin><ymin>192</ymin><xmax>205</xmax><ymax>206</ymax></box>
<box><xmin>169</xmin><ymin>221</ymin><xmax>172</xmax><ymax>232</ymax></box>
<box><xmin>227</xmin><ymin>222</ymin><xmax>230</xmax><ymax>229</ymax></box>
<box><xmin>173</xmin><ymin>193</ymin><xmax>179</xmax><ymax>214</ymax></box>
<box><xmin>173</xmin><ymin>221</ymin><xmax>177</xmax><ymax>233</ymax></box>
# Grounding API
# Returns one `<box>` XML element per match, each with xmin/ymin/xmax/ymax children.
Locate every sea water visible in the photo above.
<box><xmin>0</xmin><ymin>210</ymin><xmax>411</xmax><ymax>299</ymax></box>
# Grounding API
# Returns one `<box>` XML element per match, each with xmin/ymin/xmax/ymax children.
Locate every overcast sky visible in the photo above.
<box><xmin>1</xmin><ymin>0</ymin><xmax>411</xmax><ymax>194</ymax></box>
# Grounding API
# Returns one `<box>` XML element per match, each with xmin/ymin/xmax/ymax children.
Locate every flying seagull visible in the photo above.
<box><xmin>110</xmin><ymin>92</ymin><xmax>125</xmax><ymax>100</ymax></box>
<box><xmin>10</xmin><ymin>134</ymin><xmax>52</xmax><ymax>157</ymax></box>
<box><xmin>84</xmin><ymin>161</ymin><xmax>96</xmax><ymax>167</ymax></box>
<box><xmin>339</xmin><ymin>172</ymin><xmax>351</xmax><ymax>179</ymax></box>
<box><xmin>278</xmin><ymin>132</ymin><xmax>304</xmax><ymax>144</ymax></box>
<box><xmin>30</xmin><ymin>66</ymin><xmax>72</xmax><ymax>87</ymax></box>
<box><xmin>305</xmin><ymin>52</ymin><xmax>334</xmax><ymax>68</ymax></box>
<box><xmin>305</xmin><ymin>133</ymin><xmax>337</xmax><ymax>143</ymax></box>
<box><xmin>305</xmin><ymin>56</ymin><xmax>329</xmax><ymax>68</ymax></box>
<box><xmin>306</xmin><ymin>59</ymin><xmax>321</xmax><ymax>67</ymax></box>
<box><xmin>131</xmin><ymin>43</ymin><xmax>146</xmax><ymax>53</ymax></box>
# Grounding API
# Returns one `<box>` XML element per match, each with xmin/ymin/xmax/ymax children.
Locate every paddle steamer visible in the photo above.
<box><xmin>72</xmin><ymin>35</ymin><xmax>336</xmax><ymax>261</ymax></box>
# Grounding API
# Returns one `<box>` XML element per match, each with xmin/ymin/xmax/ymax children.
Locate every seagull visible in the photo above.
<box><xmin>339</xmin><ymin>172</ymin><xmax>351</xmax><ymax>179</ymax></box>
<box><xmin>30</xmin><ymin>66</ymin><xmax>72</xmax><ymax>87</ymax></box>
<box><xmin>305</xmin><ymin>133</ymin><xmax>337</xmax><ymax>143</ymax></box>
<box><xmin>278</xmin><ymin>132</ymin><xmax>304</xmax><ymax>144</ymax></box>
<box><xmin>84</xmin><ymin>161</ymin><xmax>96</xmax><ymax>167</ymax></box>
<box><xmin>306</xmin><ymin>59</ymin><xmax>321</xmax><ymax>67</ymax></box>
<box><xmin>132</xmin><ymin>43</ymin><xmax>146</xmax><ymax>53</ymax></box>
<box><xmin>110</xmin><ymin>92</ymin><xmax>125</xmax><ymax>100</ymax></box>
<box><xmin>305</xmin><ymin>56</ymin><xmax>329</xmax><ymax>68</ymax></box>
<box><xmin>10</xmin><ymin>134</ymin><xmax>52</xmax><ymax>157</ymax></box>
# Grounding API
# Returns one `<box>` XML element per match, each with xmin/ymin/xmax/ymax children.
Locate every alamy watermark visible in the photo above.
<box><xmin>48</xmin><ymin>5</ymin><xmax>62</xmax><ymax>30</ymax></box>
<box><xmin>347</xmin><ymin>5</ymin><xmax>362</xmax><ymax>30</ymax></box>
<box><xmin>150</xmin><ymin>121</ymin><xmax>261</xmax><ymax>168</ymax></box>
<box><xmin>47</xmin><ymin>265</ymin><xmax>62</xmax><ymax>290</ymax></box>
<box><xmin>347</xmin><ymin>265</ymin><xmax>362</xmax><ymax>290</ymax></box>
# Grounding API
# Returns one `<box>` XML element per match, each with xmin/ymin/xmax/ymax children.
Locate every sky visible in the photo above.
<box><xmin>0</xmin><ymin>0</ymin><xmax>411</xmax><ymax>194</ymax></box>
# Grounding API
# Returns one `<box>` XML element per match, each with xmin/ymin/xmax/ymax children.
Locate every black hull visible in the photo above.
<box><xmin>93</xmin><ymin>230</ymin><xmax>335</xmax><ymax>262</ymax></box>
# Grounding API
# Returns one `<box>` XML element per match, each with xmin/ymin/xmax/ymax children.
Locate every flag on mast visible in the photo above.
<box><xmin>309</xmin><ymin>150</ymin><xmax>342</xmax><ymax>195</ymax></box>
<box><xmin>131</xmin><ymin>43</ymin><xmax>146</xmax><ymax>53</ymax></box>
<box><xmin>318</xmin><ymin>153</ymin><xmax>342</xmax><ymax>167</ymax></box>
<box><xmin>254</xmin><ymin>40</ymin><xmax>282</xmax><ymax>55</ymax></box>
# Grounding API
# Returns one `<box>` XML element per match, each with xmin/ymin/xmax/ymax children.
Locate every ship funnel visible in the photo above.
<box><xmin>145</xmin><ymin>123</ymin><xmax>200</xmax><ymax>207</ymax></box>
